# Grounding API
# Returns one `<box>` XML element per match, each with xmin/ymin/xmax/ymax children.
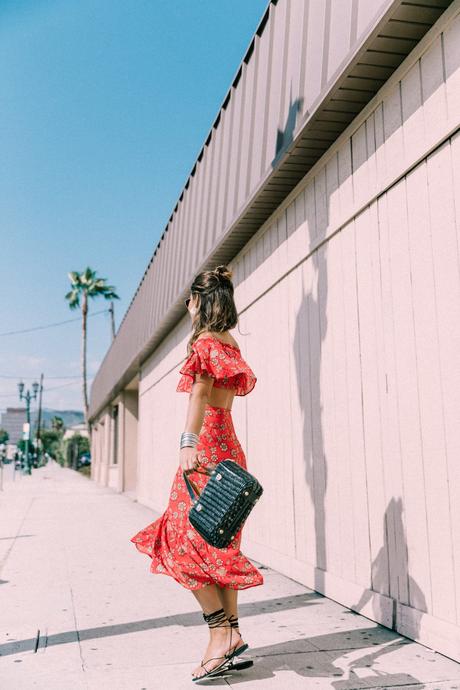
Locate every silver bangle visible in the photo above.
<box><xmin>180</xmin><ymin>431</ymin><xmax>199</xmax><ymax>449</ymax></box>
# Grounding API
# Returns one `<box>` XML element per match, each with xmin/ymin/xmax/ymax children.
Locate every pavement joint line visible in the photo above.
<box><xmin>339</xmin><ymin>682</ymin><xmax>460</xmax><ymax>690</ymax></box>
<box><xmin>64</xmin><ymin>540</ymin><xmax>87</xmax><ymax>678</ymax></box>
<box><xmin>0</xmin><ymin>496</ymin><xmax>35</xmax><ymax>577</ymax></box>
<box><xmin>310</xmin><ymin>638</ymin><xmax>413</xmax><ymax>652</ymax></box>
<box><xmin>250</xmin><ymin>641</ymin><xmax>410</xmax><ymax>658</ymax></box>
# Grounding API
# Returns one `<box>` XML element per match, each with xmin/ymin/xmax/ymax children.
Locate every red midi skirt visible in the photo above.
<box><xmin>130</xmin><ymin>403</ymin><xmax>264</xmax><ymax>591</ymax></box>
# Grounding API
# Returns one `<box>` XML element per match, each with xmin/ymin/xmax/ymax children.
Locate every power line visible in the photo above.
<box><xmin>0</xmin><ymin>374</ymin><xmax>91</xmax><ymax>380</ymax></box>
<box><xmin>43</xmin><ymin>380</ymin><xmax>89</xmax><ymax>391</ymax></box>
<box><xmin>0</xmin><ymin>308</ymin><xmax>110</xmax><ymax>337</ymax></box>
<box><xmin>0</xmin><ymin>378</ymin><xmax>93</xmax><ymax>397</ymax></box>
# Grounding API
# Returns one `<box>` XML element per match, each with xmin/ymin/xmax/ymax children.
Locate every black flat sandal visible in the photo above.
<box><xmin>202</xmin><ymin>615</ymin><xmax>253</xmax><ymax>679</ymax></box>
<box><xmin>191</xmin><ymin>608</ymin><xmax>243</xmax><ymax>684</ymax></box>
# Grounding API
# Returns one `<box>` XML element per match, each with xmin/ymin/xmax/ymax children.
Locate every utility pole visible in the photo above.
<box><xmin>35</xmin><ymin>374</ymin><xmax>44</xmax><ymax>466</ymax></box>
<box><xmin>18</xmin><ymin>380</ymin><xmax>39</xmax><ymax>475</ymax></box>
<box><xmin>109</xmin><ymin>302</ymin><xmax>116</xmax><ymax>341</ymax></box>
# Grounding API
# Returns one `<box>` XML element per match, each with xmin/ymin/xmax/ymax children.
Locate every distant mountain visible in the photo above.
<box><xmin>33</xmin><ymin>408</ymin><xmax>84</xmax><ymax>430</ymax></box>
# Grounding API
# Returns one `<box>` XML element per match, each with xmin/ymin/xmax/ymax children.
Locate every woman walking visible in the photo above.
<box><xmin>130</xmin><ymin>265</ymin><xmax>263</xmax><ymax>682</ymax></box>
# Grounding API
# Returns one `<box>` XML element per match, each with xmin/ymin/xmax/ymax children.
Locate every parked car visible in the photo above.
<box><xmin>77</xmin><ymin>453</ymin><xmax>91</xmax><ymax>469</ymax></box>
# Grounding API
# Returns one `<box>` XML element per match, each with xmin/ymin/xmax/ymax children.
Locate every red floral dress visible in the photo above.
<box><xmin>130</xmin><ymin>335</ymin><xmax>264</xmax><ymax>590</ymax></box>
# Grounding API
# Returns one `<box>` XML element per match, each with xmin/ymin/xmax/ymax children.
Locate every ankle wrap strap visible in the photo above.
<box><xmin>228</xmin><ymin>614</ymin><xmax>239</xmax><ymax>629</ymax></box>
<box><xmin>202</xmin><ymin>607</ymin><xmax>228</xmax><ymax>629</ymax></box>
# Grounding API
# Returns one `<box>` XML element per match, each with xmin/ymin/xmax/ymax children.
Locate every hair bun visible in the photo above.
<box><xmin>213</xmin><ymin>265</ymin><xmax>232</xmax><ymax>283</ymax></box>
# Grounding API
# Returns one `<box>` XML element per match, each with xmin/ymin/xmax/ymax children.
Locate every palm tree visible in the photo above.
<box><xmin>65</xmin><ymin>267</ymin><xmax>120</xmax><ymax>438</ymax></box>
<box><xmin>51</xmin><ymin>415</ymin><xmax>64</xmax><ymax>432</ymax></box>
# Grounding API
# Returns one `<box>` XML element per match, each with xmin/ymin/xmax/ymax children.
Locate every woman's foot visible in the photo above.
<box><xmin>192</xmin><ymin>625</ymin><xmax>242</xmax><ymax>679</ymax></box>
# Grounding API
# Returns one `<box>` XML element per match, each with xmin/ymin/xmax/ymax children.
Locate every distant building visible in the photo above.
<box><xmin>63</xmin><ymin>423</ymin><xmax>89</xmax><ymax>440</ymax></box>
<box><xmin>1</xmin><ymin>407</ymin><xmax>27</xmax><ymax>444</ymax></box>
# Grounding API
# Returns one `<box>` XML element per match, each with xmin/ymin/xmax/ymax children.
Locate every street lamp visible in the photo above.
<box><xmin>18</xmin><ymin>380</ymin><xmax>39</xmax><ymax>475</ymax></box>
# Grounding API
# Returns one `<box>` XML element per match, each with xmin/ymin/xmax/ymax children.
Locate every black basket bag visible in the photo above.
<box><xmin>183</xmin><ymin>459</ymin><xmax>263</xmax><ymax>549</ymax></box>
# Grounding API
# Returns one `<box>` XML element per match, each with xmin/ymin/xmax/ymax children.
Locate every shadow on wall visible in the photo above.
<box><xmin>246</xmin><ymin>10</ymin><xmax>460</xmax><ymax>639</ymax></box>
<box><xmin>273</xmin><ymin>84</ymin><xmax>304</xmax><ymax>162</ymax></box>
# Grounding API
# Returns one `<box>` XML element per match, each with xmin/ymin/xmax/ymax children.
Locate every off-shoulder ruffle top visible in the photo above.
<box><xmin>176</xmin><ymin>335</ymin><xmax>257</xmax><ymax>396</ymax></box>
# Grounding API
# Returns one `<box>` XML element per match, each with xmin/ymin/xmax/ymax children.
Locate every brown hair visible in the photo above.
<box><xmin>186</xmin><ymin>265</ymin><xmax>238</xmax><ymax>355</ymax></box>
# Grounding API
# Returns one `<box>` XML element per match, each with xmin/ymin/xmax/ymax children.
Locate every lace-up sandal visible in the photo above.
<box><xmin>192</xmin><ymin>608</ymin><xmax>241</xmax><ymax>683</ymax></box>
<box><xmin>227</xmin><ymin>615</ymin><xmax>249</xmax><ymax>656</ymax></box>
<box><xmin>206</xmin><ymin>615</ymin><xmax>253</xmax><ymax>678</ymax></box>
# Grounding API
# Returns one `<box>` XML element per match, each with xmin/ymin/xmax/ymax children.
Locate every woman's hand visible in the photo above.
<box><xmin>180</xmin><ymin>446</ymin><xmax>200</xmax><ymax>472</ymax></box>
<box><xmin>179</xmin><ymin>446</ymin><xmax>216</xmax><ymax>470</ymax></box>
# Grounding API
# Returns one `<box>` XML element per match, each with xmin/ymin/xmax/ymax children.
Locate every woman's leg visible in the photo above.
<box><xmin>191</xmin><ymin>585</ymin><xmax>242</xmax><ymax>679</ymax></box>
<box><xmin>216</xmin><ymin>587</ymin><xmax>239</xmax><ymax>629</ymax></box>
<box><xmin>192</xmin><ymin>583</ymin><xmax>224</xmax><ymax>614</ymax></box>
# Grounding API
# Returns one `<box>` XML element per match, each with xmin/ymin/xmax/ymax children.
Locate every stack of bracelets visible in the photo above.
<box><xmin>180</xmin><ymin>432</ymin><xmax>199</xmax><ymax>449</ymax></box>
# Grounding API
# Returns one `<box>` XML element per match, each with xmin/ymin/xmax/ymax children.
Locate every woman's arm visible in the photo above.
<box><xmin>179</xmin><ymin>373</ymin><xmax>214</xmax><ymax>471</ymax></box>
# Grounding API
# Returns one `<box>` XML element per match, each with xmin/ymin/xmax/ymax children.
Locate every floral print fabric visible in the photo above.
<box><xmin>176</xmin><ymin>335</ymin><xmax>257</xmax><ymax>396</ymax></box>
<box><xmin>130</xmin><ymin>404</ymin><xmax>264</xmax><ymax>590</ymax></box>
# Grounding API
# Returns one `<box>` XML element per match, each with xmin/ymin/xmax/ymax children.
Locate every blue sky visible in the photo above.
<box><xmin>0</xmin><ymin>0</ymin><xmax>268</xmax><ymax>413</ymax></box>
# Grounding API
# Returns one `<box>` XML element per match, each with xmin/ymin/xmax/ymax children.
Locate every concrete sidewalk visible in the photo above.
<box><xmin>1</xmin><ymin>461</ymin><xmax>459</xmax><ymax>690</ymax></box>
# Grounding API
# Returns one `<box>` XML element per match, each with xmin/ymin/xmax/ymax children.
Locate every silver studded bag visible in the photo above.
<box><xmin>183</xmin><ymin>460</ymin><xmax>263</xmax><ymax>548</ymax></box>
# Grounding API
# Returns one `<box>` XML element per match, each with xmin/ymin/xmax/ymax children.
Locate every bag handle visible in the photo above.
<box><xmin>183</xmin><ymin>467</ymin><xmax>212</xmax><ymax>501</ymax></box>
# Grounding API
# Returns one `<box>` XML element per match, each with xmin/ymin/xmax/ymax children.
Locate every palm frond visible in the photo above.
<box><xmin>68</xmin><ymin>271</ymin><xmax>81</xmax><ymax>286</ymax></box>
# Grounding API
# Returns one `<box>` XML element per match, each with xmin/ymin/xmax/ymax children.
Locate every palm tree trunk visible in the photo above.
<box><xmin>109</xmin><ymin>301</ymin><xmax>116</xmax><ymax>340</ymax></box>
<box><xmin>82</xmin><ymin>292</ymin><xmax>90</xmax><ymax>437</ymax></box>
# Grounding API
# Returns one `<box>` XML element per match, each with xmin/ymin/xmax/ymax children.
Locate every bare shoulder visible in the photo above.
<box><xmin>197</xmin><ymin>330</ymin><xmax>239</xmax><ymax>349</ymax></box>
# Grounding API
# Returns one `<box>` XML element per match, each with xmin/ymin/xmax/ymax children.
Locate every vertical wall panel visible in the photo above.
<box><xmin>306</xmin><ymin>248</ymin><xmax>323</xmax><ymax>568</ymax></box>
<box><xmin>225</xmin><ymin>83</ymin><xmax>243</xmax><ymax>228</ymax></box>
<box><xmin>220</xmin><ymin>91</ymin><xmax>237</xmax><ymax>232</ymax></box>
<box><xmin>364</xmin><ymin>114</ymin><xmax>378</xmax><ymax>201</ymax></box>
<box><xmin>198</xmin><ymin>139</ymin><xmax>214</xmax><ymax>261</ymax></box>
<box><xmin>166</xmin><ymin>210</ymin><xmax>179</xmax><ymax>307</ymax></box>
<box><xmin>263</xmin><ymin>0</ymin><xmax>288</xmax><ymax>172</ymax></box>
<box><xmin>325</xmin><ymin>152</ymin><xmax>340</xmax><ymax>229</ymax></box>
<box><xmin>354</xmin><ymin>207</ymin><xmax>383</xmax><ymax>589</ymax></box>
<box><xmin>328</xmin><ymin>226</ymin><xmax>355</xmax><ymax>581</ymax></box>
<box><xmin>401</xmin><ymin>59</ymin><xmax>425</xmax><ymax>169</ymax></box>
<box><xmin>280</xmin><ymin>0</ymin><xmax>305</xmax><ymax>152</ymax></box>
<box><xmin>193</xmin><ymin>152</ymin><xmax>209</xmax><ymax>270</ymax></box>
<box><xmin>236</xmin><ymin>47</ymin><xmax>256</xmax><ymax>213</ymax></box>
<box><xmin>337</xmin><ymin>139</ymin><xmax>354</xmax><ymax>226</ymax></box>
<box><xmin>301</xmin><ymin>0</ymin><xmax>328</xmax><ymax>113</ymax></box>
<box><xmin>204</xmin><ymin>126</ymin><xmax>221</xmax><ymax>254</ymax></box>
<box><xmin>188</xmin><ymin>163</ymin><xmax>201</xmax><ymax>266</ymax></box>
<box><xmin>168</xmin><ymin>205</ymin><xmax>183</xmax><ymax>307</ymax></box>
<box><xmin>404</xmin><ymin>162</ymin><xmax>437</xmax><ymax>613</ymax></box>
<box><xmin>448</xmin><ymin>130</ymin><xmax>460</xmax><ymax>624</ymax></box>
<box><xmin>351</xmin><ymin>121</ymin><xmax>369</xmax><ymax>211</ymax></box>
<box><xmin>277</xmin><ymin>0</ymin><xmax>294</xmax><ymax>140</ymax></box>
<box><xmin>356</xmin><ymin>0</ymin><xmax>387</xmax><ymax>38</ymax></box>
<box><xmin>209</xmin><ymin>112</ymin><xmax>226</xmax><ymax>249</ymax></box>
<box><xmin>382</xmin><ymin>83</ymin><xmax>404</xmax><ymax>190</ymax></box>
<box><xmin>249</xmin><ymin>16</ymin><xmax>272</xmax><ymax>195</ymax></box>
<box><xmin>178</xmin><ymin>180</ymin><xmax>193</xmax><ymax>290</ymax></box>
<box><xmin>421</xmin><ymin>34</ymin><xmax>448</xmax><ymax>150</ymax></box>
<box><xmin>314</xmin><ymin>166</ymin><xmax>328</xmax><ymax>238</ymax></box>
<box><xmin>382</xmin><ymin>180</ymin><xmax>413</xmax><ymax>606</ymax></box>
<box><xmin>230</xmin><ymin>71</ymin><xmax>249</xmax><ymax>224</ymax></box>
<box><xmin>425</xmin><ymin>143</ymin><xmax>459</xmax><ymax>622</ymax></box>
<box><xmin>327</xmin><ymin>0</ymin><xmax>353</xmax><ymax>81</ymax></box>
<box><xmin>287</xmin><ymin>265</ymin><xmax>309</xmax><ymax>564</ymax></box>
<box><xmin>444</xmin><ymin>12</ymin><xmax>460</xmax><ymax>128</ymax></box>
